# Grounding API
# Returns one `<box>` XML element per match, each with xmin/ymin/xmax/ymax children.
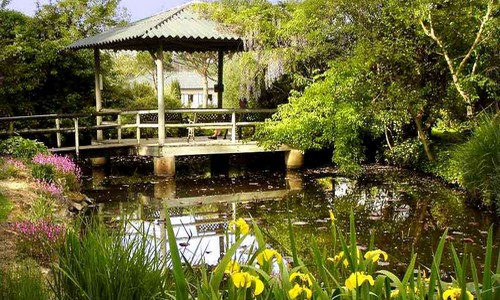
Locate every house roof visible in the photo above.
<box><xmin>166</xmin><ymin>71</ymin><xmax>216</xmax><ymax>90</ymax></box>
<box><xmin>65</xmin><ymin>2</ymin><xmax>243</xmax><ymax>52</ymax></box>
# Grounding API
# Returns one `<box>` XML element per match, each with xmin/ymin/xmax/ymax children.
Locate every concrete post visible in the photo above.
<box><xmin>156</xmin><ymin>47</ymin><xmax>165</xmax><ymax>145</ymax></box>
<box><xmin>154</xmin><ymin>156</ymin><xmax>175</xmax><ymax>177</ymax></box>
<box><xmin>90</xmin><ymin>157</ymin><xmax>108</xmax><ymax>167</ymax></box>
<box><xmin>94</xmin><ymin>48</ymin><xmax>103</xmax><ymax>141</ymax></box>
<box><xmin>284</xmin><ymin>150</ymin><xmax>304</xmax><ymax>169</ymax></box>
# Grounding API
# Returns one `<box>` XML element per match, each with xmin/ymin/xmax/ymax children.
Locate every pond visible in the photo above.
<box><xmin>81</xmin><ymin>155</ymin><xmax>498</xmax><ymax>277</ymax></box>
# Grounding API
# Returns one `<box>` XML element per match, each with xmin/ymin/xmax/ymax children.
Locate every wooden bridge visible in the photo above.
<box><xmin>0</xmin><ymin>108</ymin><xmax>304</xmax><ymax>176</ymax></box>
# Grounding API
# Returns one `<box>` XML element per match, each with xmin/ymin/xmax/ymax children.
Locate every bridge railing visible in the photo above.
<box><xmin>0</xmin><ymin>109</ymin><xmax>276</xmax><ymax>154</ymax></box>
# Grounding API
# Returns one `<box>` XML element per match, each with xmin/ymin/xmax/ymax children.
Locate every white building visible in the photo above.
<box><xmin>165</xmin><ymin>71</ymin><xmax>218</xmax><ymax>108</ymax></box>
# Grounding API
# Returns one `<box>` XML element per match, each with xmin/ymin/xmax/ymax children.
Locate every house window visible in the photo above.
<box><xmin>208</xmin><ymin>94</ymin><xmax>213</xmax><ymax>103</ymax></box>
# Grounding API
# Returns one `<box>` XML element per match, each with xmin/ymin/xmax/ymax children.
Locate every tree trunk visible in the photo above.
<box><xmin>414</xmin><ymin>111</ymin><xmax>434</xmax><ymax>161</ymax></box>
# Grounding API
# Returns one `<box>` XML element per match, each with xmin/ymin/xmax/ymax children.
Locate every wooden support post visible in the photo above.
<box><xmin>55</xmin><ymin>118</ymin><xmax>62</xmax><ymax>147</ymax></box>
<box><xmin>136</xmin><ymin>113</ymin><xmax>141</xmax><ymax>144</ymax></box>
<box><xmin>94</xmin><ymin>48</ymin><xmax>103</xmax><ymax>141</ymax></box>
<box><xmin>117</xmin><ymin>114</ymin><xmax>122</xmax><ymax>143</ymax></box>
<box><xmin>231</xmin><ymin>111</ymin><xmax>236</xmax><ymax>143</ymax></box>
<box><xmin>8</xmin><ymin>121</ymin><xmax>13</xmax><ymax>135</ymax></box>
<box><xmin>74</xmin><ymin>118</ymin><xmax>80</xmax><ymax>157</ymax></box>
<box><xmin>156</xmin><ymin>47</ymin><xmax>165</xmax><ymax>145</ymax></box>
<box><xmin>217</xmin><ymin>49</ymin><xmax>224</xmax><ymax>108</ymax></box>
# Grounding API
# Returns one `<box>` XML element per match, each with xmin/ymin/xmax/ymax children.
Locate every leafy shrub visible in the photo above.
<box><xmin>384</xmin><ymin>138</ymin><xmax>426</xmax><ymax>169</ymax></box>
<box><xmin>453</xmin><ymin>114</ymin><xmax>500</xmax><ymax>210</ymax></box>
<box><xmin>0</xmin><ymin>137</ymin><xmax>48</xmax><ymax>161</ymax></box>
<box><xmin>31</xmin><ymin>163</ymin><xmax>56</xmax><ymax>182</ymax></box>
<box><xmin>11</xmin><ymin>220</ymin><xmax>66</xmax><ymax>266</ymax></box>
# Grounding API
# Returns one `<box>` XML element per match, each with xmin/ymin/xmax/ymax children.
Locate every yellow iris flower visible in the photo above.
<box><xmin>328</xmin><ymin>249</ymin><xmax>362</xmax><ymax>267</ymax></box>
<box><xmin>229</xmin><ymin>218</ymin><xmax>250</xmax><ymax>235</ymax></box>
<box><xmin>231</xmin><ymin>271</ymin><xmax>264</xmax><ymax>296</ymax></box>
<box><xmin>224</xmin><ymin>260</ymin><xmax>241</xmax><ymax>274</ymax></box>
<box><xmin>345</xmin><ymin>272</ymin><xmax>375</xmax><ymax>290</ymax></box>
<box><xmin>364</xmin><ymin>249</ymin><xmax>388</xmax><ymax>263</ymax></box>
<box><xmin>329</xmin><ymin>210</ymin><xmax>335</xmax><ymax>225</ymax></box>
<box><xmin>289</xmin><ymin>271</ymin><xmax>313</xmax><ymax>287</ymax></box>
<box><xmin>256</xmin><ymin>249</ymin><xmax>283</xmax><ymax>265</ymax></box>
<box><xmin>288</xmin><ymin>283</ymin><xmax>312</xmax><ymax>300</ymax></box>
<box><xmin>442</xmin><ymin>288</ymin><xmax>473</xmax><ymax>300</ymax></box>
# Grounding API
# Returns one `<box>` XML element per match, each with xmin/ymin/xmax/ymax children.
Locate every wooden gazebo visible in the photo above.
<box><xmin>66</xmin><ymin>1</ymin><xmax>243</xmax><ymax>145</ymax></box>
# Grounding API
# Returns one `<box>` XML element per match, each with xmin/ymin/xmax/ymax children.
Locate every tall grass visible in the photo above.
<box><xmin>0</xmin><ymin>265</ymin><xmax>50</xmax><ymax>300</ymax></box>
<box><xmin>52</xmin><ymin>220</ymin><xmax>172</xmax><ymax>300</ymax></box>
<box><xmin>453</xmin><ymin>113</ymin><xmax>500</xmax><ymax>211</ymax></box>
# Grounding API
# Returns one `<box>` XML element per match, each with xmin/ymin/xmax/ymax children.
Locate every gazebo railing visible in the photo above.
<box><xmin>0</xmin><ymin>109</ymin><xmax>276</xmax><ymax>153</ymax></box>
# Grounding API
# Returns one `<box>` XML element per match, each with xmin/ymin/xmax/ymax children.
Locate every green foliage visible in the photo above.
<box><xmin>0</xmin><ymin>265</ymin><xmax>50</xmax><ymax>300</ymax></box>
<box><xmin>52</xmin><ymin>220</ymin><xmax>170</xmax><ymax>300</ymax></box>
<box><xmin>0</xmin><ymin>192</ymin><xmax>12</xmax><ymax>221</ymax></box>
<box><xmin>0</xmin><ymin>137</ymin><xmax>48</xmax><ymax>161</ymax></box>
<box><xmin>31</xmin><ymin>164</ymin><xmax>56</xmax><ymax>182</ymax></box>
<box><xmin>453</xmin><ymin>114</ymin><xmax>500</xmax><ymax>210</ymax></box>
<box><xmin>0</xmin><ymin>1</ymin><xmax>127</xmax><ymax>116</ymax></box>
<box><xmin>169</xmin><ymin>79</ymin><xmax>181</xmax><ymax>100</ymax></box>
<box><xmin>29</xmin><ymin>195</ymin><xmax>57</xmax><ymax>221</ymax></box>
<box><xmin>0</xmin><ymin>157</ymin><xmax>18</xmax><ymax>179</ymax></box>
<box><xmin>384</xmin><ymin>139</ymin><xmax>426</xmax><ymax>169</ymax></box>
<box><xmin>256</xmin><ymin>58</ymin><xmax>373</xmax><ymax>174</ymax></box>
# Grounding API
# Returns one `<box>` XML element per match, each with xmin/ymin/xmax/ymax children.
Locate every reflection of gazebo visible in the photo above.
<box><xmin>66</xmin><ymin>2</ymin><xmax>243</xmax><ymax>145</ymax></box>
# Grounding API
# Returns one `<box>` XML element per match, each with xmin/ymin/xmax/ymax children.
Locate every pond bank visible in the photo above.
<box><xmin>0</xmin><ymin>173</ymin><xmax>90</xmax><ymax>270</ymax></box>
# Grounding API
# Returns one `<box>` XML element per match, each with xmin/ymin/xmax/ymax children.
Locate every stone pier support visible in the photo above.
<box><xmin>286</xmin><ymin>170</ymin><xmax>304</xmax><ymax>191</ymax></box>
<box><xmin>154</xmin><ymin>156</ymin><xmax>176</xmax><ymax>177</ymax></box>
<box><xmin>284</xmin><ymin>150</ymin><xmax>304</xmax><ymax>169</ymax></box>
<box><xmin>90</xmin><ymin>156</ymin><xmax>108</xmax><ymax>167</ymax></box>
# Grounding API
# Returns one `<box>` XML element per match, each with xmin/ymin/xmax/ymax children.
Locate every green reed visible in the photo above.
<box><xmin>51</xmin><ymin>219</ymin><xmax>171</xmax><ymax>300</ymax></box>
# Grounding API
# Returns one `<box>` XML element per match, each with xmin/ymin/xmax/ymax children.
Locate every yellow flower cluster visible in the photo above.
<box><xmin>229</xmin><ymin>218</ymin><xmax>250</xmax><ymax>235</ymax></box>
<box><xmin>288</xmin><ymin>271</ymin><xmax>313</xmax><ymax>299</ymax></box>
<box><xmin>231</xmin><ymin>271</ymin><xmax>264</xmax><ymax>296</ymax></box>
<box><xmin>345</xmin><ymin>272</ymin><xmax>375</xmax><ymax>290</ymax></box>
<box><xmin>442</xmin><ymin>287</ymin><xmax>473</xmax><ymax>300</ymax></box>
<box><xmin>327</xmin><ymin>248</ymin><xmax>388</xmax><ymax>267</ymax></box>
<box><xmin>329</xmin><ymin>210</ymin><xmax>335</xmax><ymax>225</ymax></box>
<box><xmin>364</xmin><ymin>249</ymin><xmax>388</xmax><ymax>263</ymax></box>
<box><xmin>224</xmin><ymin>260</ymin><xmax>241</xmax><ymax>274</ymax></box>
<box><xmin>256</xmin><ymin>249</ymin><xmax>282</xmax><ymax>265</ymax></box>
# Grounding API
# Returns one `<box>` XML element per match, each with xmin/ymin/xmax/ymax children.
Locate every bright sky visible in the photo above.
<box><xmin>6</xmin><ymin>0</ymin><xmax>214</xmax><ymax>21</ymax></box>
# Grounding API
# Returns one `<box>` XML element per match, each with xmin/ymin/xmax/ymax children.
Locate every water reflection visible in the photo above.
<box><xmin>83</xmin><ymin>166</ymin><xmax>498</xmax><ymax>276</ymax></box>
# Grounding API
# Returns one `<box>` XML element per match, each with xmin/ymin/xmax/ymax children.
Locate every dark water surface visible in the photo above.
<box><xmin>82</xmin><ymin>157</ymin><xmax>498</xmax><ymax>276</ymax></box>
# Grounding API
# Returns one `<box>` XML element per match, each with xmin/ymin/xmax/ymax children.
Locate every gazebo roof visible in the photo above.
<box><xmin>66</xmin><ymin>2</ymin><xmax>243</xmax><ymax>52</ymax></box>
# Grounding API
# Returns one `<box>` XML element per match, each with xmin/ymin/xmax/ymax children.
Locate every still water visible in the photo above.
<box><xmin>82</xmin><ymin>156</ymin><xmax>498</xmax><ymax>276</ymax></box>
